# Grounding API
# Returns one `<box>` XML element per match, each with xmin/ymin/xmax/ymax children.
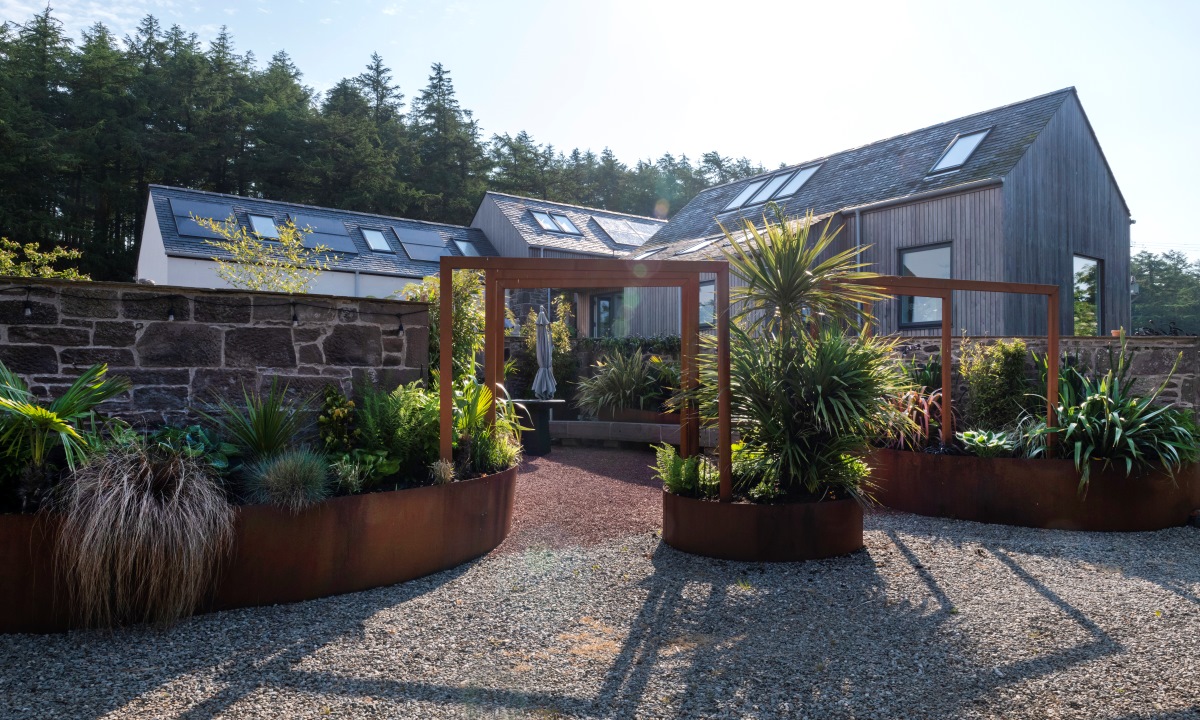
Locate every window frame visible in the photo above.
<box><xmin>361</xmin><ymin>228</ymin><xmax>393</xmax><ymax>253</ymax></box>
<box><xmin>591</xmin><ymin>291</ymin><xmax>624</xmax><ymax>337</ymax></box>
<box><xmin>247</xmin><ymin>214</ymin><xmax>280</xmax><ymax>239</ymax></box>
<box><xmin>1071</xmin><ymin>253</ymin><xmax>1104</xmax><ymax>336</ymax></box>
<box><xmin>699</xmin><ymin>280</ymin><xmax>716</xmax><ymax>329</ymax></box>
<box><xmin>721</xmin><ymin>179</ymin><xmax>768</xmax><ymax>211</ymax></box>
<box><xmin>549</xmin><ymin>213</ymin><xmax>581</xmax><ymax>235</ymax></box>
<box><xmin>897</xmin><ymin>241</ymin><xmax>953</xmax><ymax>329</ymax></box>
<box><xmin>531</xmin><ymin>211</ymin><xmax>560</xmax><ymax>232</ymax></box>
<box><xmin>773</xmin><ymin>163</ymin><xmax>821</xmax><ymax>199</ymax></box>
<box><xmin>928</xmin><ymin>128</ymin><xmax>991</xmax><ymax>174</ymax></box>
<box><xmin>633</xmin><ymin>247</ymin><xmax>663</xmax><ymax>260</ymax></box>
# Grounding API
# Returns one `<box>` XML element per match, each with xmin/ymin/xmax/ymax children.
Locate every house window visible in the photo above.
<box><xmin>675</xmin><ymin>238</ymin><xmax>718</xmax><ymax>256</ymax></box>
<box><xmin>1073</xmin><ymin>255</ymin><xmax>1102</xmax><ymax>336</ymax></box>
<box><xmin>455</xmin><ymin>239</ymin><xmax>481</xmax><ymax>256</ymax></box>
<box><xmin>361</xmin><ymin>229</ymin><xmax>391</xmax><ymax>252</ymax></box>
<box><xmin>899</xmin><ymin>243</ymin><xmax>951</xmax><ymax>326</ymax></box>
<box><xmin>746</xmin><ymin>172</ymin><xmax>793</xmax><ymax>205</ymax></box>
<box><xmin>722</xmin><ymin>179</ymin><xmax>767</xmax><ymax>211</ymax></box>
<box><xmin>248</xmin><ymin>215</ymin><xmax>279</xmax><ymax>239</ymax></box>
<box><xmin>775</xmin><ymin>164</ymin><xmax>820</xmax><ymax>198</ymax></box>
<box><xmin>531</xmin><ymin>210</ymin><xmax>581</xmax><ymax>234</ymax></box>
<box><xmin>634</xmin><ymin>248</ymin><xmax>663</xmax><ymax>260</ymax></box>
<box><xmin>930</xmin><ymin>129</ymin><xmax>990</xmax><ymax>173</ymax></box>
<box><xmin>592</xmin><ymin>292</ymin><xmax>623</xmax><ymax>337</ymax></box>
<box><xmin>699</xmin><ymin>281</ymin><xmax>716</xmax><ymax>328</ymax></box>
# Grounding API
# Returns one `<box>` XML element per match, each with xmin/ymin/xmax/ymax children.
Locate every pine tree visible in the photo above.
<box><xmin>410</xmin><ymin>63</ymin><xmax>488</xmax><ymax>224</ymax></box>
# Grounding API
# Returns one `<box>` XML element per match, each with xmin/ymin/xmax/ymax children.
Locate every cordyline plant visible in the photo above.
<box><xmin>197</xmin><ymin>215</ymin><xmax>337</xmax><ymax>294</ymax></box>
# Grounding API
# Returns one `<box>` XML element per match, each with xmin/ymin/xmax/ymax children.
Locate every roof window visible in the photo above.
<box><xmin>633</xmin><ymin>248</ymin><xmax>663</xmax><ymax>260</ymax></box>
<box><xmin>775</xmin><ymin>164</ymin><xmax>820</xmax><ymax>198</ymax></box>
<box><xmin>930</xmin><ymin>129</ymin><xmax>990</xmax><ymax>173</ymax></box>
<box><xmin>722</xmin><ymin>180</ymin><xmax>767</xmax><ymax>211</ymax></box>
<box><xmin>675</xmin><ymin>238</ymin><xmax>719</xmax><ymax>256</ymax></box>
<box><xmin>531</xmin><ymin>211</ymin><xmax>559</xmax><ymax>231</ymax></box>
<box><xmin>248</xmin><ymin>214</ymin><xmax>279</xmax><ymax>239</ymax></box>
<box><xmin>361</xmin><ymin>228</ymin><xmax>391</xmax><ymax>253</ymax></box>
<box><xmin>551</xmin><ymin>213</ymin><xmax>581</xmax><ymax>234</ymax></box>
<box><xmin>531</xmin><ymin>210</ymin><xmax>581</xmax><ymax>234</ymax></box>
<box><xmin>455</xmin><ymin>239</ymin><xmax>481</xmax><ymax>257</ymax></box>
<box><xmin>748</xmin><ymin>172</ymin><xmax>793</xmax><ymax>205</ymax></box>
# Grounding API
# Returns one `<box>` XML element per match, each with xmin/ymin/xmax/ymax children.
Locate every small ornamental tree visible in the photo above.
<box><xmin>197</xmin><ymin>216</ymin><xmax>336</xmax><ymax>294</ymax></box>
<box><xmin>0</xmin><ymin>238</ymin><xmax>89</xmax><ymax>280</ymax></box>
<box><xmin>402</xmin><ymin>270</ymin><xmax>485</xmax><ymax>379</ymax></box>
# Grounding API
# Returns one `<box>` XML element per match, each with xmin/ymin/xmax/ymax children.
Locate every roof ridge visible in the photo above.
<box><xmin>484</xmin><ymin>190</ymin><xmax>667</xmax><ymax>223</ymax></box>
<box><xmin>699</xmin><ymin>87</ymin><xmax>1076</xmax><ymax>193</ymax></box>
<box><xmin>149</xmin><ymin>184</ymin><xmax>480</xmax><ymax>232</ymax></box>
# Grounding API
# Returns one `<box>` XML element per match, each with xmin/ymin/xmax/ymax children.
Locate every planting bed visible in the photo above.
<box><xmin>0</xmin><ymin>467</ymin><xmax>517</xmax><ymax>633</ymax></box>
<box><xmin>870</xmin><ymin>449</ymin><xmax>1200</xmax><ymax>531</ymax></box>
<box><xmin>662</xmin><ymin>491</ymin><xmax>864</xmax><ymax>561</ymax></box>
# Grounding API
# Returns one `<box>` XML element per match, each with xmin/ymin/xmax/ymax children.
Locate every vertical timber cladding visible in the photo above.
<box><xmin>852</xmin><ymin>186</ymin><xmax>1006</xmax><ymax>337</ymax></box>
<box><xmin>1003</xmin><ymin>94</ymin><xmax>1131</xmax><ymax>336</ymax></box>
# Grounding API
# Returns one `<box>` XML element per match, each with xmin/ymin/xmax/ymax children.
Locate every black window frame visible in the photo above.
<box><xmin>699</xmin><ymin>280</ymin><xmax>716</xmax><ymax>329</ymax></box>
<box><xmin>1071</xmin><ymin>253</ymin><xmax>1104</xmax><ymax>336</ymax></box>
<box><xmin>928</xmin><ymin>128</ymin><xmax>991</xmax><ymax>175</ymax></box>
<box><xmin>591</xmin><ymin>291</ymin><xmax>623</xmax><ymax>337</ymax></box>
<box><xmin>898</xmin><ymin>241</ymin><xmax>953</xmax><ymax>329</ymax></box>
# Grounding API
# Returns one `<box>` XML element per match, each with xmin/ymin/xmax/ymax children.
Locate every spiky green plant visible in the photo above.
<box><xmin>57</xmin><ymin>440</ymin><xmax>234</xmax><ymax>628</ymax></box>
<box><xmin>575</xmin><ymin>347</ymin><xmax>661</xmax><ymax>415</ymax></box>
<box><xmin>244</xmin><ymin>447</ymin><xmax>332</xmax><ymax>514</ymax></box>
<box><xmin>203</xmin><ymin>379</ymin><xmax>309</xmax><ymax>460</ymax></box>
<box><xmin>721</xmin><ymin>207</ymin><xmax>889</xmax><ymax>334</ymax></box>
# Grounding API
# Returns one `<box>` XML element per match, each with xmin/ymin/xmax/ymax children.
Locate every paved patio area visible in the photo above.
<box><xmin>3</xmin><ymin>447</ymin><xmax>1198</xmax><ymax>719</ymax></box>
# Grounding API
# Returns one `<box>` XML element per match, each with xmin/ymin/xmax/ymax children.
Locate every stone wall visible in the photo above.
<box><xmin>0</xmin><ymin>278</ymin><xmax>430</xmax><ymax>426</ymax></box>
<box><xmin>893</xmin><ymin>335</ymin><xmax>1199</xmax><ymax>411</ymax></box>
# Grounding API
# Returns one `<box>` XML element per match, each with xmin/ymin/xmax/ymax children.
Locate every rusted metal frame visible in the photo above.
<box><xmin>939</xmin><ymin>290</ymin><xmax>953</xmax><ymax>444</ymax></box>
<box><xmin>440</xmin><ymin>256</ymin><xmax>728</xmax><ymax>274</ymax></box>
<box><xmin>843</xmin><ymin>275</ymin><xmax>1057</xmax><ymax>296</ymax></box>
<box><xmin>493</xmin><ymin>273</ymin><xmax>697</xmax><ymax>290</ymax></box>
<box><xmin>439</xmin><ymin>268</ymin><xmax>454</xmax><ymax>462</ymax></box>
<box><xmin>680</xmin><ymin>275</ymin><xmax>700</xmax><ymax>458</ymax></box>
<box><xmin>1046</xmin><ymin>286</ymin><xmax>1060</xmax><ymax>453</ymax></box>
<box><xmin>716</xmin><ymin>266</ymin><xmax>732</xmax><ymax>502</ymax></box>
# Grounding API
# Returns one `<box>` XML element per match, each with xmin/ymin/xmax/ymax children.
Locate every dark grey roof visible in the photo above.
<box><xmin>635</xmin><ymin>211</ymin><xmax>840</xmax><ymax>262</ymax></box>
<box><xmin>484</xmin><ymin>191</ymin><xmax>666</xmax><ymax>256</ymax></box>
<box><xmin>648</xmin><ymin>88</ymin><xmax>1076</xmax><ymax>246</ymax></box>
<box><xmin>149</xmin><ymin>185</ymin><xmax>497</xmax><ymax>277</ymax></box>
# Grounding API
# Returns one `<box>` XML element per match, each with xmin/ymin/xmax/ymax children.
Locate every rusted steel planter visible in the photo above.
<box><xmin>0</xmin><ymin>467</ymin><xmax>517</xmax><ymax>634</ymax></box>
<box><xmin>662</xmin><ymin>491</ymin><xmax>863</xmax><ymax>562</ymax></box>
<box><xmin>599</xmin><ymin>407</ymin><xmax>678</xmax><ymax>425</ymax></box>
<box><xmin>869</xmin><ymin>449</ymin><xmax>1200</xmax><ymax>531</ymax></box>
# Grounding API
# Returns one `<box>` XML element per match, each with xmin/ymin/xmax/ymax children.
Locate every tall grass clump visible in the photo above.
<box><xmin>56</xmin><ymin>442</ymin><xmax>234</xmax><ymax>628</ymax></box>
<box><xmin>204</xmin><ymin>379</ymin><xmax>308</xmax><ymax>460</ymax></box>
<box><xmin>244</xmin><ymin>448</ymin><xmax>331</xmax><ymax>514</ymax></box>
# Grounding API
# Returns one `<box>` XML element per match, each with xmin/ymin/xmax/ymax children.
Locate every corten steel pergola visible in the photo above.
<box><xmin>437</xmin><ymin>256</ymin><xmax>737</xmax><ymax>501</ymax></box>
<box><xmin>851</xmin><ymin>276</ymin><xmax>1061</xmax><ymax>444</ymax></box>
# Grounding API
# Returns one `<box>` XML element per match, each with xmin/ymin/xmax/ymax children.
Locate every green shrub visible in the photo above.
<box><xmin>205</xmin><ymin>379</ymin><xmax>310</xmax><ymax>460</ymax></box>
<box><xmin>244</xmin><ymin>447</ymin><xmax>331</xmax><ymax>513</ymax></box>
<box><xmin>961</xmin><ymin>339</ymin><xmax>1030</xmax><ymax>430</ymax></box>
<box><xmin>905</xmin><ymin>354</ymin><xmax>942</xmax><ymax>391</ymax></box>
<box><xmin>148</xmin><ymin>424</ymin><xmax>237</xmax><ymax>473</ymax></box>
<box><xmin>957</xmin><ymin>429</ymin><xmax>1017</xmax><ymax>458</ymax></box>
<box><xmin>652</xmin><ymin>443</ymin><xmax>718</xmax><ymax>499</ymax></box>
<box><xmin>402</xmin><ymin>269</ymin><xmax>484</xmax><ymax>379</ymax></box>
<box><xmin>1023</xmin><ymin>339</ymin><xmax>1199</xmax><ymax>487</ymax></box>
<box><xmin>56</xmin><ymin>440</ymin><xmax>234</xmax><ymax>628</ymax></box>
<box><xmin>451</xmin><ymin>377</ymin><xmax>524</xmax><ymax>476</ymax></box>
<box><xmin>357</xmin><ymin>381</ymin><xmax>440</xmax><ymax>485</ymax></box>
<box><xmin>577</xmin><ymin>334</ymin><xmax>681</xmax><ymax>355</ymax></box>
<box><xmin>0</xmin><ymin>362</ymin><xmax>129</xmax><ymax>511</ymax></box>
<box><xmin>317</xmin><ymin>384</ymin><xmax>358</xmax><ymax>454</ymax></box>
<box><xmin>576</xmin><ymin>347</ymin><xmax>661</xmax><ymax>415</ymax></box>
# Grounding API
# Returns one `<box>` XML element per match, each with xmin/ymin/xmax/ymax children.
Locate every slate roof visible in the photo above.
<box><xmin>647</xmin><ymin>88</ymin><xmax>1076</xmax><ymax>247</ymax></box>
<box><xmin>632</xmin><ymin>211</ymin><xmax>840</xmax><ymax>262</ymax></box>
<box><xmin>484</xmin><ymin>191</ymin><xmax>666</xmax><ymax>256</ymax></box>
<box><xmin>149</xmin><ymin>185</ymin><xmax>497</xmax><ymax>277</ymax></box>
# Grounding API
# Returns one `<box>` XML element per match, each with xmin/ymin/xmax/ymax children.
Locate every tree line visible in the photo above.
<box><xmin>1130</xmin><ymin>251</ymin><xmax>1200</xmax><ymax>335</ymax></box>
<box><xmin>0</xmin><ymin>9</ymin><xmax>764</xmax><ymax>281</ymax></box>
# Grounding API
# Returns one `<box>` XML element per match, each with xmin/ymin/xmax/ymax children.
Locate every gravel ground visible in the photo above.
<box><xmin>3</xmin><ymin>447</ymin><xmax>1199</xmax><ymax>719</ymax></box>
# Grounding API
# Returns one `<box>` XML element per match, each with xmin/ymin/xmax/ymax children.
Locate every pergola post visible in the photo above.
<box><xmin>439</xmin><ymin>268</ymin><xmax>454</xmax><ymax>462</ymax></box>
<box><xmin>1047</xmin><ymin>287</ymin><xmax>1060</xmax><ymax>453</ymax></box>
<box><xmin>484</xmin><ymin>270</ymin><xmax>499</xmax><ymax>425</ymax></box>
<box><xmin>680</xmin><ymin>275</ymin><xmax>700</xmax><ymax>458</ymax></box>
<box><xmin>940</xmin><ymin>290</ymin><xmax>953</xmax><ymax>444</ymax></box>
<box><xmin>716</xmin><ymin>266</ymin><xmax>732</xmax><ymax>502</ymax></box>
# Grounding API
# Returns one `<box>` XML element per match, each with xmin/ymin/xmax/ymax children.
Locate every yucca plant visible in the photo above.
<box><xmin>0</xmin><ymin>362</ymin><xmax>130</xmax><ymax>511</ymax></box>
<box><xmin>575</xmin><ymin>347</ymin><xmax>661</xmax><ymax>415</ymax></box>
<box><xmin>57</xmin><ymin>439</ymin><xmax>234</xmax><ymax>628</ymax></box>
<box><xmin>721</xmin><ymin>206</ymin><xmax>889</xmax><ymax>334</ymax></box>
<box><xmin>203</xmin><ymin>379</ymin><xmax>309</xmax><ymax>461</ymax></box>
<box><xmin>1024</xmin><ymin>337</ymin><xmax>1199</xmax><ymax>488</ymax></box>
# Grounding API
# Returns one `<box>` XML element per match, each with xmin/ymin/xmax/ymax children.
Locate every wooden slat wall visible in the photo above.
<box><xmin>852</xmin><ymin>187</ymin><xmax>1006</xmax><ymax>336</ymax></box>
<box><xmin>469</xmin><ymin>196</ymin><xmax>528</xmax><ymax>258</ymax></box>
<box><xmin>1002</xmin><ymin>94</ymin><xmax>1131</xmax><ymax>336</ymax></box>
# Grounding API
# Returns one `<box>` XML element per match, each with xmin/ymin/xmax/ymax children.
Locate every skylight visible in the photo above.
<box><xmin>531</xmin><ymin>211</ymin><xmax>559</xmax><ymax>231</ymax></box>
<box><xmin>930</xmin><ymin>129</ymin><xmax>989</xmax><ymax>173</ymax></box>
<box><xmin>361</xmin><ymin>229</ymin><xmax>391</xmax><ymax>252</ymax></box>
<box><xmin>248</xmin><ymin>215</ymin><xmax>279</xmax><ymax>239</ymax></box>
<box><xmin>551</xmin><ymin>213</ymin><xmax>581</xmax><ymax>234</ymax></box>
<box><xmin>675</xmin><ymin>238</ymin><xmax>718</xmax><ymax>256</ymax></box>
<box><xmin>775</xmin><ymin>164</ymin><xmax>820</xmax><ymax>197</ymax></box>
<box><xmin>747</xmin><ymin>172</ymin><xmax>793</xmax><ymax>205</ymax></box>
<box><xmin>455</xmin><ymin>239</ymin><xmax>481</xmax><ymax>256</ymax></box>
<box><xmin>634</xmin><ymin>248</ymin><xmax>663</xmax><ymax>260</ymax></box>
<box><xmin>722</xmin><ymin>180</ymin><xmax>767</xmax><ymax>211</ymax></box>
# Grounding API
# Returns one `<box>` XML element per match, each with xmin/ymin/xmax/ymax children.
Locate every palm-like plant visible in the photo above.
<box><xmin>575</xmin><ymin>348</ymin><xmax>661</xmax><ymax>415</ymax></box>
<box><xmin>203</xmin><ymin>379</ymin><xmax>309</xmax><ymax>461</ymax></box>
<box><xmin>721</xmin><ymin>206</ymin><xmax>889</xmax><ymax>335</ymax></box>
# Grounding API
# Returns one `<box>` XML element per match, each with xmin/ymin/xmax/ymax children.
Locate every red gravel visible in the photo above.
<box><xmin>496</xmin><ymin>445</ymin><xmax>662</xmax><ymax>554</ymax></box>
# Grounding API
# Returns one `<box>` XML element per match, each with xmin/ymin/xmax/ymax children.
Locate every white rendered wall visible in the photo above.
<box><xmin>135</xmin><ymin>194</ymin><xmax>169</xmax><ymax>284</ymax></box>
<box><xmin>162</xmin><ymin>256</ymin><xmax>419</xmax><ymax>299</ymax></box>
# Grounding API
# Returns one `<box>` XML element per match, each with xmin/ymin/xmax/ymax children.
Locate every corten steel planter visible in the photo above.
<box><xmin>662</xmin><ymin>491</ymin><xmax>864</xmax><ymax>562</ymax></box>
<box><xmin>0</xmin><ymin>466</ymin><xmax>517</xmax><ymax>634</ymax></box>
<box><xmin>599</xmin><ymin>407</ymin><xmax>679</xmax><ymax>425</ymax></box>
<box><xmin>869</xmin><ymin>449</ymin><xmax>1200</xmax><ymax>531</ymax></box>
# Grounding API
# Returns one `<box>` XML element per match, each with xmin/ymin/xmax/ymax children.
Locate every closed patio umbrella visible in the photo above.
<box><xmin>531</xmin><ymin>306</ymin><xmax>557</xmax><ymax>400</ymax></box>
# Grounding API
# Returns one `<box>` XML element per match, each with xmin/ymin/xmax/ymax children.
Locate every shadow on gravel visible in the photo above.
<box><xmin>523</xmin><ymin>445</ymin><xmax>660</xmax><ymax>489</ymax></box>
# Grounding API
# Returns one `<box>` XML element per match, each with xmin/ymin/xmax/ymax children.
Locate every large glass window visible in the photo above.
<box><xmin>722</xmin><ymin>180</ymin><xmax>767</xmax><ymax>211</ymax></box>
<box><xmin>930</xmin><ymin>129</ymin><xmax>989</xmax><ymax>173</ymax></box>
<box><xmin>361</xmin><ymin>228</ymin><xmax>391</xmax><ymax>252</ymax></box>
<box><xmin>899</xmin><ymin>244</ymin><xmax>951</xmax><ymax>326</ymax></box>
<box><xmin>550</xmin><ymin>213</ymin><xmax>581</xmax><ymax>234</ymax></box>
<box><xmin>531</xmin><ymin>211</ymin><xmax>559</xmax><ymax>231</ymax></box>
<box><xmin>592</xmin><ymin>292</ymin><xmax>623</xmax><ymax>337</ymax></box>
<box><xmin>699</xmin><ymin>281</ymin><xmax>716</xmax><ymax>327</ymax></box>
<box><xmin>1073</xmin><ymin>255</ymin><xmax>1101</xmax><ymax>336</ymax></box>
<box><xmin>248</xmin><ymin>214</ymin><xmax>279</xmax><ymax>239</ymax></box>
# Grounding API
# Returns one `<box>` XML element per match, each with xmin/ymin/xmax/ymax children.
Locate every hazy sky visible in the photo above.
<box><xmin>5</xmin><ymin>0</ymin><xmax>1198</xmax><ymax>257</ymax></box>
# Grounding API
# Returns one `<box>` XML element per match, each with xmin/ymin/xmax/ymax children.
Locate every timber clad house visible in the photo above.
<box><xmin>138</xmin><ymin>87</ymin><xmax>1130</xmax><ymax>337</ymax></box>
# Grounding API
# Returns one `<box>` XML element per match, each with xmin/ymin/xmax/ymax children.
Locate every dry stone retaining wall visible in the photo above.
<box><xmin>0</xmin><ymin>278</ymin><xmax>430</xmax><ymax>426</ymax></box>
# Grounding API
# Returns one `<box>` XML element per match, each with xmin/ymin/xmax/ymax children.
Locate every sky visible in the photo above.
<box><xmin>4</xmin><ymin>0</ymin><xmax>1198</xmax><ymax>258</ymax></box>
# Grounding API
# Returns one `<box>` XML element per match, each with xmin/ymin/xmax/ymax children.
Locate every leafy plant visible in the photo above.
<box><xmin>1024</xmin><ymin>339</ymin><xmax>1199</xmax><ymax>487</ymax></box>
<box><xmin>575</xmin><ymin>347</ymin><xmax>662</xmax><ymax>415</ymax></box>
<box><xmin>244</xmin><ymin>447</ymin><xmax>332</xmax><ymax>514</ymax></box>
<box><xmin>577</xmin><ymin>334</ymin><xmax>681</xmax><ymax>355</ymax></box>
<box><xmin>449</xmin><ymin>376</ymin><xmax>525</xmax><ymax>475</ymax></box>
<box><xmin>402</xmin><ymin>269</ymin><xmax>485</xmax><ymax>379</ymax></box>
<box><xmin>203</xmin><ymin>379</ymin><xmax>310</xmax><ymax>461</ymax></box>
<box><xmin>957</xmin><ymin>429</ymin><xmax>1017</xmax><ymax>458</ymax></box>
<box><xmin>652</xmin><ymin>443</ymin><xmax>718</xmax><ymax>499</ymax></box>
<box><xmin>56</xmin><ymin>440</ymin><xmax>234</xmax><ymax>628</ymax></box>
<box><xmin>883</xmin><ymin>388</ymin><xmax>946</xmax><ymax>452</ymax></box>
<box><xmin>148</xmin><ymin>425</ymin><xmax>237</xmax><ymax>473</ymax></box>
<box><xmin>358</xmin><ymin>381</ymin><xmax>440</xmax><ymax>485</ymax></box>
<box><xmin>0</xmin><ymin>237</ymin><xmax>90</xmax><ymax>279</ymax></box>
<box><xmin>0</xmin><ymin>362</ymin><xmax>129</xmax><ymax>511</ymax></box>
<box><xmin>197</xmin><ymin>215</ymin><xmax>337</xmax><ymax>294</ymax></box>
<box><xmin>961</xmin><ymin>338</ymin><xmax>1031</xmax><ymax>430</ymax></box>
<box><xmin>905</xmin><ymin>355</ymin><xmax>942</xmax><ymax>391</ymax></box>
<box><xmin>317</xmin><ymin>384</ymin><xmax>359</xmax><ymax>454</ymax></box>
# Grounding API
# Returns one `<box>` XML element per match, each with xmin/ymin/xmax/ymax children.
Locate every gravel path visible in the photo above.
<box><xmin>3</xmin><ymin>448</ymin><xmax>1199</xmax><ymax>719</ymax></box>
